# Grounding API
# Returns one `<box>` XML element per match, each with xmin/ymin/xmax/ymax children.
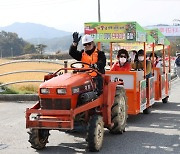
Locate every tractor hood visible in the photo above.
<box><xmin>40</xmin><ymin>72</ymin><xmax>92</xmax><ymax>88</ymax></box>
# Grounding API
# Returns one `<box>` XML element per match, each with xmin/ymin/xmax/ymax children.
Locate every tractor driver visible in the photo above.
<box><xmin>69</xmin><ymin>32</ymin><xmax>106</xmax><ymax>96</ymax></box>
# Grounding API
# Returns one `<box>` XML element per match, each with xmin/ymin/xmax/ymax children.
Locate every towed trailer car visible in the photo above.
<box><xmin>146</xmin><ymin>29</ymin><xmax>171</xmax><ymax>103</ymax></box>
<box><xmin>85</xmin><ymin>21</ymin><xmax>156</xmax><ymax>114</ymax></box>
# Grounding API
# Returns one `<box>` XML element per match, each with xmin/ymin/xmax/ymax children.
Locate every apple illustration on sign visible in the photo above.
<box><xmin>85</xmin><ymin>27</ymin><xmax>97</xmax><ymax>34</ymax></box>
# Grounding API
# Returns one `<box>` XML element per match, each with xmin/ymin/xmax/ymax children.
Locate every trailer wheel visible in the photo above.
<box><xmin>109</xmin><ymin>87</ymin><xmax>128</xmax><ymax>134</ymax></box>
<box><xmin>143</xmin><ymin>106</ymin><xmax>151</xmax><ymax>114</ymax></box>
<box><xmin>162</xmin><ymin>96</ymin><xmax>169</xmax><ymax>103</ymax></box>
<box><xmin>87</xmin><ymin>115</ymin><xmax>104</xmax><ymax>152</ymax></box>
<box><xmin>28</xmin><ymin>129</ymin><xmax>50</xmax><ymax>150</ymax></box>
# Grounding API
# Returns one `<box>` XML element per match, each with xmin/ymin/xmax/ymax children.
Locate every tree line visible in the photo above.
<box><xmin>0</xmin><ymin>31</ymin><xmax>47</xmax><ymax>57</ymax></box>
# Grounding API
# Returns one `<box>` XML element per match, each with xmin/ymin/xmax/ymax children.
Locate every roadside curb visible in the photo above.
<box><xmin>0</xmin><ymin>94</ymin><xmax>39</xmax><ymax>101</ymax></box>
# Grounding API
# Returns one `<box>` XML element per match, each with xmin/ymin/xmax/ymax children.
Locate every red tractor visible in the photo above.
<box><xmin>26</xmin><ymin>62</ymin><xmax>128</xmax><ymax>152</ymax></box>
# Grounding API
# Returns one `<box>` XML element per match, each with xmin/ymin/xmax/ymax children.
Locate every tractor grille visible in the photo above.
<box><xmin>40</xmin><ymin>98</ymin><xmax>71</xmax><ymax>110</ymax></box>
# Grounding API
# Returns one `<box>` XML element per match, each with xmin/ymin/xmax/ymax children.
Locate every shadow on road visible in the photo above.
<box><xmin>30</xmin><ymin>102</ymin><xmax>180</xmax><ymax>154</ymax></box>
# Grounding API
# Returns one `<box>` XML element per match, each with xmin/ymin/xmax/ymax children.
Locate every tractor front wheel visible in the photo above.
<box><xmin>109</xmin><ymin>87</ymin><xmax>128</xmax><ymax>134</ymax></box>
<box><xmin>87</xmin><ymin>115</ymin><xmax>104</xmax><ymax>152</ymax></box>
<box><xmin>28</xmin><ymin>129</ymin><xmax>50</xmax><ymax>150</ymax></box>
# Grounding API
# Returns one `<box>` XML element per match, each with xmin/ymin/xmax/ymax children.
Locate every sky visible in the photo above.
<box><xmin>0</xmin><ymin>0</ymin><xmax>179</xmax><ymax>33</ymax></box>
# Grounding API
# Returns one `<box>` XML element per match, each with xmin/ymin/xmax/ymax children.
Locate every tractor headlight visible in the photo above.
<box><xmin>57</xmin><ymin>88</ymin><xmax>67</xmax><ymax>95</ymax></box>
<box><xmin>40</xmin><ymin>88</ymin><xmax>50</xmax><ymax>94</ymax></box>
<box><xmin>72</xmin><ymin>87</ymin><xmax>80</xmax><ymax>94</ymax></box>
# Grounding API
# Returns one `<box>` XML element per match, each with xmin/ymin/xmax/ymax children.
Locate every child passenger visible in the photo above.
<box><xmin>110</xmin><ymin>49</ymin><xmax>131</xmax><ymax>71</ymax></box>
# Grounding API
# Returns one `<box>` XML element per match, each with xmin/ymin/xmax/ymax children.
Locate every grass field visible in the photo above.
<box><xmin>0</xmin><ymin>59</ymin><xmax>66</xmax><ymax>93</ymax></box>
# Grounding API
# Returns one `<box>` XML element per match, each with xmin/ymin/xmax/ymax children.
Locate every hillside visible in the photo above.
<box><xmin>0</xmin><ymin>22</ymin><xmax>74</xmax><ymax>52</ymax></box>
<box><xmin>0</xmin><ymin>22</ymin><xmax>71</xmax><ymax>39</ymax></box>
<box><xmin>27</xmin><ymin>35</ymin><xmax>73</xmax><ymax>52</ymax></box>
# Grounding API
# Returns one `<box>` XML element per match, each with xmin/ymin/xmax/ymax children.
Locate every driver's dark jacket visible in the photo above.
<box><xmin>69</xmin><ymin>44</ymin><xmax>106</xmax><ymax>74</ymax></box>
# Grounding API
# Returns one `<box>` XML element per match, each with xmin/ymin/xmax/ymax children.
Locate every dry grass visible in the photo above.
<box><xmin>0</xmin><ymin>59</ymin><xmax>67</xmax><ymax>93</ymax></box>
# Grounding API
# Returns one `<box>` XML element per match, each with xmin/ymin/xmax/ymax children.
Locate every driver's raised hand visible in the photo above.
<box><xmin>72</xmin><ymin>32</ymin><xmax>81</xmax><ymax>45</ymax></box>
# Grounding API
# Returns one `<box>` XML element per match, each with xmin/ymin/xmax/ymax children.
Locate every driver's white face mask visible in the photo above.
<box><xmin>119</xmin><ymin>57</ymin><xmax>127</xmax><ymax>64</ymax></box>
<box><xmin>138</xmin><ymin>56</ymin><xmax>144</xmax><ymax>61</ymax></box>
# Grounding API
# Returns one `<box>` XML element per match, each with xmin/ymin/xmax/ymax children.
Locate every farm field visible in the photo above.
<box><xmin>0</xmin><ymin>59</ymin><xmax>68</xmax><ymax>93</ymax></box>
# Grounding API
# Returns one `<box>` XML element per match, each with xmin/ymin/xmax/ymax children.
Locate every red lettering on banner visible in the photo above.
<box><xmin>157</xmin><ymin>26</ymin><xmax>180</xmax><ymax>36</ymax></box>
<box><xmin>159</xmin><ymin>28</ymin><xmax>164</xmax><ymax>32</ymax></box>
<box><xmin>175</xmin><ymin>28</ymin><xmax>178</xmax><ymax>32</ymax></box>
<box><xmin>166</xmin><ymin>28</ymin><xmax>171</xmax><ymax>33</ymax></box>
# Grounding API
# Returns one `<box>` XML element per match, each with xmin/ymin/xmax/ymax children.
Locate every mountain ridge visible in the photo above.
<box><xmin>0</xmin><ymin>22</ymin><xmax>73</xmax><ymax>52</ymax></box>
<box><xmin>0</xmin><ymin>22</ymin><xmax>72</xmax><ymax>39</ymax></box>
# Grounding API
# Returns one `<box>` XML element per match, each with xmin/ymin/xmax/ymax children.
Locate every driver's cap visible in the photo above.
<box><xmin>82</xmin><ymin>34</ymin><xmax>93</xmax><ymax>44</ymax></box>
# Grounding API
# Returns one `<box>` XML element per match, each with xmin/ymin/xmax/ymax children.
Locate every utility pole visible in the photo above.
<box><xmin>0</xmin><ymin>47</ymin><xmax>2</xmax><ymax>58</ymax></box>
<box><xmin>11</xmin><ymin>47</ymin><xmax>13</xmax><ymax>57</ymax></box>
<box><xmin>98</xmin><ymin>0</ymin><xmax>101</xmax><ymax>22</ymax></box>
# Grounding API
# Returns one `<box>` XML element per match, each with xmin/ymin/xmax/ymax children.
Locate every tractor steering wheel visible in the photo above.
<box><xmin>70</xmin><ymin>61</ymin><xmax>91</xmax><ymax>73</ymax></box>
<box><xmin>70</xmin><ymin>61</ymin><xmax>90</xmax><ymax>68</ymax></box>
<box><xmin>70</xmin><ymin>61</ymin><xmax>100</xmax><ymax>75</ymax></box>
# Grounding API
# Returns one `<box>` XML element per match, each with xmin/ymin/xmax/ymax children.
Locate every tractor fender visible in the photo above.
<box><xmin>103</xmin><ymin>80</ymin><xmax>124</xmax><ymax>127</ymax></box>
<box><xmin>108</xmin><ymin>81</ymin><xmax>124</xmax><ymax>107</ymax></box>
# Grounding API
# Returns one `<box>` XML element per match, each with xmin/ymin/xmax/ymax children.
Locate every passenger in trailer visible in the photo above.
<box><xmin>110</xmin><ymin>49</ymin><xmax>131</xmax><ymax>71</ymax></box>
<box><xmin>129</xmin><ymin>50</ymin><xmax>138</xmax><ymax>63</ymax></box>
<box><xmin>149</xmin><ymin>53</ymin><xmax>161</xmax><ymax>68</ymax></box>
<box><xmin>131</xmin><ymin>49</ymin><xmax>152</xmax><ymax>78</ymax></box>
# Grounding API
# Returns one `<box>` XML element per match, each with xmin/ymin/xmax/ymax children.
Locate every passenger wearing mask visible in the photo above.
<box><xmin>132</xmin><ymin>49</ymin><xmax>152</xmax><ymax>78</ymax></box>
<box><xmin>149</xmin><ymin>53</ymin><xmax>161</xmax><ymax>68</ymax></box>
<box><xmin>130</xmin><ymin>50</ymin><xmax>138</xmax><ymax>63</ymax></box>
<box><xmin>110</xmin><ymin>49</ymin><xmax>131</xmax><ymax>71</ymax></box>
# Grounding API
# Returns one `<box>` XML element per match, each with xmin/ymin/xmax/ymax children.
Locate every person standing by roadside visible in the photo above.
<box><xmin>175</xmin><ymin>53</ymin><xmax>180</xmax><ymax>77</ymax></box>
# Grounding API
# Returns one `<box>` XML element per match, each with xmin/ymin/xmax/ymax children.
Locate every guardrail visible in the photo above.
<box><xmin>0</xmin><ymin>59</ymin><xmax>65</xmax><ymax>66</ymax></box>
<box><xmin>0</xmin><ymin>59</ymin><xmax>178</xmax><ymax>101</ymax></box>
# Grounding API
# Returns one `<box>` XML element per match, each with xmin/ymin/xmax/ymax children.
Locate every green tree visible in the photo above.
<box><xmin>23</xmin><ymin>44</ymin><xmax>36</xmax><ymax>54</ymax></box>
<box><xmin>0</xmin><ymin>30</ymin><xmax>35</xmax><ymax>57</ymax></box>
<box><xmin>36</xmin><ymin>44</ymin><xmax>47</xmax><ymax>55</ymax></box>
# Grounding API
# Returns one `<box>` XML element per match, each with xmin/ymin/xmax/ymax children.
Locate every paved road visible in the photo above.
<box><xmin>0</xmin><ymin>78</ymin><xmax>180</xmax><ymax>154</ymax></box>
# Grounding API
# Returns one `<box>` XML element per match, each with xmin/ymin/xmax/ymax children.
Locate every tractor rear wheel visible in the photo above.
<box><xmin>109</xmin><ymin>86</ymin><xmax>128</xmax><ymax>134</ymax></box>
<box><xmin>143</xmin><ymin>106</ymin><xmax>151</xmax><ymax>114</ymax></box>
<box><xmin>87</xmin><ymin>115</ymin><xmax>104</xmax><ymax>152</ymax></box>
<box><xmin>28</xmin><ymin>129</ymin><xmax>50</xmax><ymax>150</ymax></box>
